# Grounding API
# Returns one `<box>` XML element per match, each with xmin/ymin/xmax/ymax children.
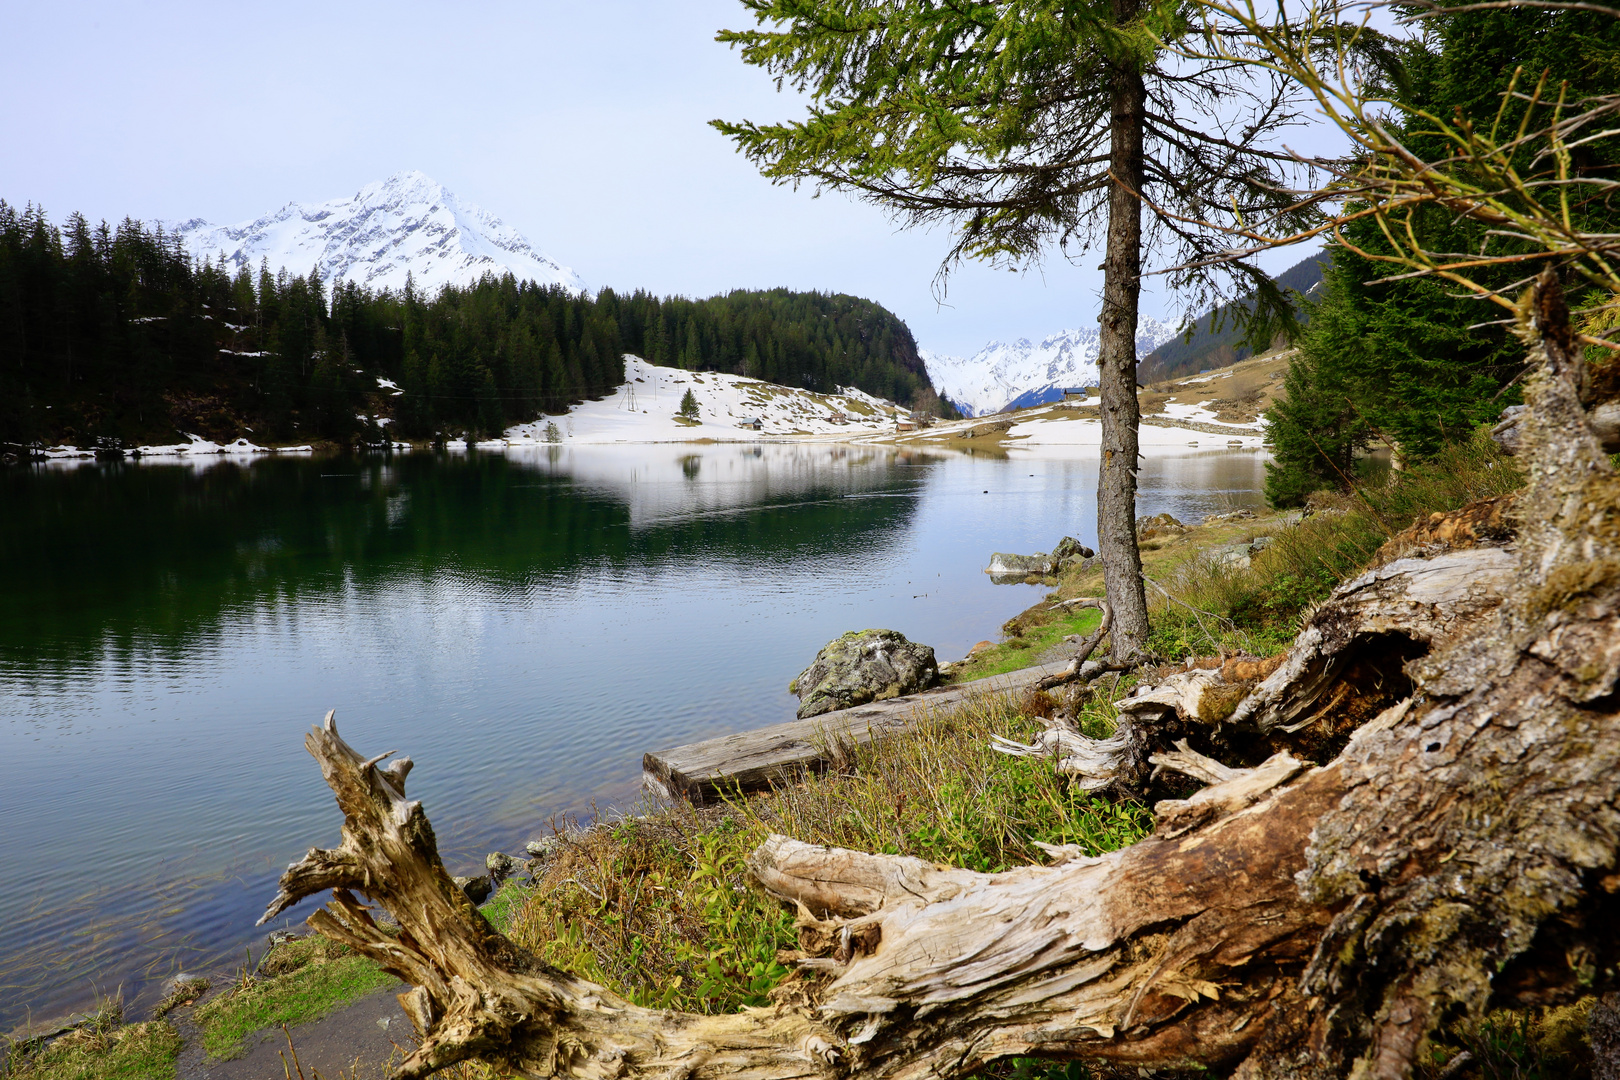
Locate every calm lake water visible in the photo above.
<box><xmin>0</xmin><ymin>442</ymin><xmax>1267</xmax><ymax>1027</ymax></box>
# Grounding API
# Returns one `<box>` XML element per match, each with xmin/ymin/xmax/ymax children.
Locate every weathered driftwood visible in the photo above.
<box><xmin>999</xmin><ymin>536</ymin><xmax>1519</xmax><ymax>792</ymax></box>
<box><xmin>1223</xmin><ymin>545</ymin><xmax>1517</xmax><ymax>738</ymax></box>
<box><xmin>990</xmin><ymin>723</ymin><xmax>1133</xmax><ymax>790</ymax></box>
<box><xmin>644</xmin><ymin>662</ymin><xmax>1070</xmax><ymax>804</ymax></box>
<box><xmin>265</xmin><ymin>274</ymin><xmax>1620</xmax><ymax>1079</ymax></box>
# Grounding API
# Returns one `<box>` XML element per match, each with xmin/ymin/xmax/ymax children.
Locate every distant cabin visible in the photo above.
<box><xmin>896</xmin><ymin>419</ymin><xmax>917</xmax><ymax>432</ymax></box>
<box><xmin>1061</xmin><ymin>387</ymin><xmax>1093</xmax><ymax>401</ymax></box>
<box><xmin>739</xmin><ymin>417</ymin><xmax>763</xmax><ymax>430</ymax></box>
<box><xmin>828</xmin><ymin>412</ymin><xmax>848</xmax><ymax>425</ymax></box>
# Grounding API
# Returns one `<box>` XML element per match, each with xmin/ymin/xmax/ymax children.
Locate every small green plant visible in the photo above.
<box><xmin>543</xmin><ymin>420</ymin><xmax>561</xmax><ymax>443</ymax></box>
<box><xmin>677</xmin><ymin>388</ymin><xmax>700</xmax><ymax>420</ymax></box>
<box><xmin>1419</xmin><ymin>1001</ymin><xmax>1598</xmax><ymax>1079</ymax></box>
<box><xmin>676</xmin><ymin>830</ymin><xmax>794</xmax><ymax>1007</ymax></box>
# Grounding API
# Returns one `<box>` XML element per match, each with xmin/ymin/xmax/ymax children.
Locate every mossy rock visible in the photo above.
<box><xmin>790</xmin><ymin>629</ymin><xmax>938</xmax><ymax>719</ymax></box>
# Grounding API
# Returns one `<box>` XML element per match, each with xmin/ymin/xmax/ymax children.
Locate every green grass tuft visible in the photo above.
<box><xmin>193</xmin><ymin>936</ymin><xmax>396</xmax><ymax>1061</ymax></box>
<box><xmin>501</xmin><ymin>688</ymin><xmax>1151</xmax><ymax>1020</ymax></box>
<box><xmin>4</xmin><ymin>1000</ymin><xmax>181</xmax><ymax>1080</ymax></box>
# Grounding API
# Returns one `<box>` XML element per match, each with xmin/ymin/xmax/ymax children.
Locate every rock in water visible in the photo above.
<box><xmin>1051</xmin><ymin>536</ymin><xmax>1095</xmax><ymax>571</ymax></box>
<box><xmin>486</xmin><ymin>852</ymin><xmax>519</xmax><ymax>887</ymax></box>
<box><xmin>1052</xmin><ymin>536</ymin><xmax>1094</xmax><ymax>561</ymax></box>
<box><xmin>988</xmin><ymin>551</ymin><xmax>1056</xmax><ymax>575</ymax></box>
<box><xmin>790</xmin><ymin>629</ymin><xmax>938</xmax><ymax>719</ymax></box>
<box><xmin>988</xmin><ymin>537</ymin><xmax>1095</xmax><ymax>579</ymax></box>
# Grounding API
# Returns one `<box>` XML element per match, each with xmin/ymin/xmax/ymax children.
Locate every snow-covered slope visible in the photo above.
<box><xmin>170</xmin><ymin>171</ymin><xmax>584</xmax><ymax>296</ymax></box>
<box><xmin>497</xmin><ymin>356</ymin><xmax>913</xmax><ymax>445</ymax></box>
<box><xmin>922</xmin><ymin>317</ymin><xmax>1181</xmax><ymax>416</ymax></box>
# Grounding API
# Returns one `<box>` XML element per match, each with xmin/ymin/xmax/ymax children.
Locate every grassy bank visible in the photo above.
<box><xmin>963</xmin><ymin>431</ymin><xmax>1526</xmax><ymax>672</ymax></box>
<box><xmin>501</xmin><ymin>689</ymin><xmax>1153</xmax><ymax>1019</ymax></box>
<box><xmin>2</xmin><ymin>1002</ymin><xmax>181</xmax><ymax>1080</ymax></box>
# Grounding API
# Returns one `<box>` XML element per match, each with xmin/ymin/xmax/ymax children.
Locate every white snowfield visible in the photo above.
<box><xmin>493</xmin><ymin>356</ymin><xmax>915</xmax><ymax>446</ymax></box>
<box><xmin>921</xmin><ymin>317</ymin><xmax>1181</xmax><ymax>417</ymax></box>
<box><xmin>1002</xmin><ymin>409</ymin><xmax>1266</xmax><ymax>452</ymax></box>
<box><xmin>35</xmin><ymin>358</ymin><xmax>1264</xmax><ymax>466</ymax></box>
<box><xmin>169</xmin><ymin>171</ymin><xmax>584</xmax><ymax>297</ymax></box>
<box><xmin>880</xmin><ymin>397</ymin><xmax>1267</xmax><ymax>458</ymax></box>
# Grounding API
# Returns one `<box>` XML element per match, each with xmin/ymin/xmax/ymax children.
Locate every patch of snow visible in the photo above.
<box><xmin>1159</xmin><ymin>402</ymin><xmax>1266</xmax><ymax>429</ymax></box>
<box><xmin>1002</xmin><ymin>409</ymin><xmax>1267</xmax><ymax>451</ymax></box>
<box><xmin>496</xmin><ymin>356</ymin><xmax>912</xmax><ymax>445</ymax></box>
<box><xmin>37</xmin><ymin>434</ymin><xmax>315</xmax><ymax>466</ymax></box>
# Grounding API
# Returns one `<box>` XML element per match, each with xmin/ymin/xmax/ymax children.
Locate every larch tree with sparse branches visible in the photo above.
<box><xmin>710</xmin><ymin>0</ymin><xmax>1321</xmax><ymax>660</ymax></box>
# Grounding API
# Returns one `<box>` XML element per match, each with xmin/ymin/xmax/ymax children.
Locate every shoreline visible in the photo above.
<box><xmin>2</xmin><ymin>498</ymin><xmax>1300</xmax><ymax>1078</ymax></box>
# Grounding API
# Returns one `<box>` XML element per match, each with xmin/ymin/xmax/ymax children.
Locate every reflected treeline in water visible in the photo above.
<box><xmin>0</xmin><ymin>447</ymin><xmax>924</xmax><ymax>677</ymax></box>
<box><xmin>0</xmin><ymin>443</ymin><xmax>1269</xmax><ymax>1031</ymax></box>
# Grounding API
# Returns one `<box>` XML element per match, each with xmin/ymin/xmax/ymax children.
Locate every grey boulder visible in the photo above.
<box><xmin>790</xmin><ymin>629</ymin><xmax>938</xmax><ymax>719</ymax></box>
<box><xmin>987</xmin><ymin>551</ymin><xmax>1056</xmax><ymax>575</ymax></box>
<box><xmin>987</xmin><ymin>536</ymin><xmax>1094</xmax><ymax>580</ymax></box>
<box><xmin>454</xmin><ymin>874</ymin><xmax>493</xmax><ymax>905</ymax></box>
<box><xmin>486</xmin><ymin>852</ymin><xmax>520</xmax><ymax>887</ymax></box>
<box><xmin>1136</xmin><ymin>512</ymin><xmax>1187</xmax><ymax>541</ymax></box>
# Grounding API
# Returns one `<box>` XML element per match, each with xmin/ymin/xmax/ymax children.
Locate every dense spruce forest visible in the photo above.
<box><xmin>1262</xmin><ymin>5</ymin><xmax>1620</xmax><ymax>505</ymax></box>
<box><xmin>0</xmin><ymin>202</ymin><xmax>941</xmax><ymax>451</ymax></box>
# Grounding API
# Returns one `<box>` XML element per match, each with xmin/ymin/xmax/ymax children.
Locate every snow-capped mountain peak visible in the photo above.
<box><xmin>922</xmin><ymin>317</ymin><xmax>1181</xmax><ymax>416</ymax></box>
<box><xmin>169</xmin><ymin>171</ymin><xmax>585</xmax><ymax>297</ymax></box>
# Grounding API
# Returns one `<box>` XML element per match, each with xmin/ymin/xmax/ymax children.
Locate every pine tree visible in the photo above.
<box><xmin>1264</xmin><ymin>3</ymin><xmax>1620</xmax><ymax>504</ymax></box>
<box><xmin>714</xmin><ymin>0</ymin><xmax>1316</xmax><ymax>659</ymax></box>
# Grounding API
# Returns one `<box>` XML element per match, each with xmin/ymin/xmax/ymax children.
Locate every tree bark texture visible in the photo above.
<box><xmin>1096</xmin><ymin>0</ymin><xmax>1151</xmax><ymax>662</ymax></box>
<box><xmin>265</xmin><ymin>275</ymin><xmax>1620</xmax><ymax>1078</ymax></box>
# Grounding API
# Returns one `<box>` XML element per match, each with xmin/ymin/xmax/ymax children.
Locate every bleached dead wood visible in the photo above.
<box><xmin>264</xmin><ymin>273</ymin><xmax>1620</xmax><ymax>1079</ymax></box>
<box><xmin>990</xmin><ymin>725</ymin><xmax>1133</xmax><ymax>790</ymax></box>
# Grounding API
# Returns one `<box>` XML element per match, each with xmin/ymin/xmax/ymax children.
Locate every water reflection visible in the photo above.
<box><xmin>0</xmin><ymin>444</ymin><xmax>1267</xmax><ymax>1027</ymax></box>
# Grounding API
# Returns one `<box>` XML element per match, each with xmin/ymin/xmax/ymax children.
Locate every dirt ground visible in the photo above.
<box><xmin>172</xmin><ymin>985</ymin><xmax>411</xmax><ymax>1080</ymax></box>
<box><xmin>1138</xmin><ymin>348</ymin><xmax>1293</xmax><ymax>424</ymax></box>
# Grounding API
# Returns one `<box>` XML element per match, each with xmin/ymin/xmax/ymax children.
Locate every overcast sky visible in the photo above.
<box><xmin>4</xmin><ymin>1</ymin><xmax>1326</xmax><ymax>357</ymax></box>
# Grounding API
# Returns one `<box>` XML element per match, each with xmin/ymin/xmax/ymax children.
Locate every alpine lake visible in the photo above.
<box><xmin>0</xmin><ymin>441</ymin><xmax>1268</xmax><ymax>1029</ymax></box>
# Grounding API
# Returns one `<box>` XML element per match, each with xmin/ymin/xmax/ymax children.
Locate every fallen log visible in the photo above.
<box><xmin>262</xmin><ymin>272</ymin><xmax>1620</xmax><ymax>1079</ymax></box>
<box><xmin>643</xmin><ymin>661</ymin><xmax>1071</xmax><ymax>804</ymax></box>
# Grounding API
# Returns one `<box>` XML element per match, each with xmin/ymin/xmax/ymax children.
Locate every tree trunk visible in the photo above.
<box><xmin>264</xmin><ymin>276</ymin><xmax>1620</xmax><ymax>1078</ymax></box>
<box><xmin>1096</xmin><ymin>2</ymin><xmax>1151</xmax><ymax>662</ymax></box>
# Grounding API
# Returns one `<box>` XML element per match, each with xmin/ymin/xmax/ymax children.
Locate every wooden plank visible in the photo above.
<box><xmin>642</xmin><ymin>662</ymin><xmax>1069</xmax><ymax>805</ymax></box>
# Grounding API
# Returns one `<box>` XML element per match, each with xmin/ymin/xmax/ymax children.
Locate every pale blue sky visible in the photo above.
<box><xmin>3</xmin><ymin>1</ymin><xmax>1324</xmax><ymax>356</ymax></box>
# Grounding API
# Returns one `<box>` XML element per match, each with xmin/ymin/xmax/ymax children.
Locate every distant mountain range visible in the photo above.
<box><xmin>1138</xmin><ymin>253</ymin><xmax>1327</xmax><ymax>383</ymax></box>
<box><xmin>921</xmin><ymin>317</ymin><xmax>1182</xmax><ymax>417</ymax></box>
<box><xmin>168</xmin><ymin>171</ymin><xmax>585</xmax><ymax>296</ymax></box>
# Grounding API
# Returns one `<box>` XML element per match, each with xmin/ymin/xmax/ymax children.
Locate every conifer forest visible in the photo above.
<box><xmin>0</xmin><ymin>205</ymin><xmax>940</xmax><ymax>449</ymax></box>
